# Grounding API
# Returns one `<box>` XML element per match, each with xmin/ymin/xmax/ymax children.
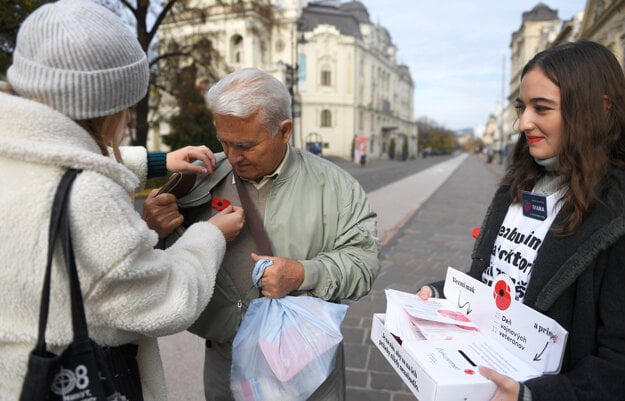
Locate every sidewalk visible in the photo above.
<box><xmin>158</xmin><ymin>153</ymin><xmax>505</xmax><ymax>400</ymax></box>
<box><xmin>367</xmin><ymin>154</ymin><xmax>468</xmax><ymax>245</ymax></box>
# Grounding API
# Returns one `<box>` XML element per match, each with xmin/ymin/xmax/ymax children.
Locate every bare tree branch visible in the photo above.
<box><xmin>119</xmin><ymin>0</ymin><xmax>135</xmax><ymax>12</ymax></box>
<box><xmin>149</xmin><ymin>50</ymin><xmax>189</xmax><ymax>67</ymax></box>
<box><xmin>148</xmin><ymin>0</ymin><xmax>179</xmax><ymax>41</ymax></box>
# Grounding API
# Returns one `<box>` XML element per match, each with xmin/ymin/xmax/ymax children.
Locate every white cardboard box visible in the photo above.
<box><xmin>370</xmin><ymin>267</ymin><xmax>568</xmax><ymax>401</ymax></box>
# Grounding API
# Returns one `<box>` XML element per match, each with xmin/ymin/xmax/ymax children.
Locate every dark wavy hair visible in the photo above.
<box><xmin>504</xmin><ymin>40</ymin><xmax>625</xmax><ymax>234</ymax></box>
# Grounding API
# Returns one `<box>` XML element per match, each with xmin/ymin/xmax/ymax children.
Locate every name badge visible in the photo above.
<box><xmin>522</xmin><ymin>191</ymin><xmax>548</xmax><ymax>221</ymax></box>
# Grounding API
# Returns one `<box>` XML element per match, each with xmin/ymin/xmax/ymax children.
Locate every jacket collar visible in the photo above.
<box><xmin>272</xmin><ymin>145</ymin><xmax>298</xmax><ymax>188</ymax></box>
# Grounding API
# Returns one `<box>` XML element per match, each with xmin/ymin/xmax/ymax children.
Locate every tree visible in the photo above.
<box><xmin>163</xmin><ymin>64</ymin><xmax>221</xmax><ymax>151</ymax></box>
<box><xmin>0</xmin><ymin>0</ymin><xmax>53</xmax><ymax>77</ymax></box>
<box><xmin>416</xmin><ymin>117</ymin><xmax>458</xmax><ymax>155</ymax></box>
<box><xmin>467</xmin><ymin>137</ymin><xmax>484</xmax><ymax>154</ymax></box>
<box><xmin>152</xmin><ymin>33</ymin><xmax>226</xmax><ymax>141</ymax></box>
<box><xmin>118</xmin><ymin>0</ymin><xmax>185</xmax><ymax>147</ymax></box>
<box><xmin>401</xmin><ymin>135</ymin><xmax>409</xmax><ymax>161</ymax></box>
<box><xmin>388</xmin><ymin>138</ymin><xmax>396</xmax><ymax>160</ymax></box>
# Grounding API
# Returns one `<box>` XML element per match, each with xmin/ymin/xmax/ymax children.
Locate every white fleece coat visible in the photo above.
<box><xmin>0</xmin><ymin>91</ymin><xmax>226</xmax><ymax>400</ymax></box>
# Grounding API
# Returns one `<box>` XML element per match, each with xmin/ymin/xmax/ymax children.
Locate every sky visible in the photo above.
<box><xmin>360</xmin><ymin>0</ymin><xmax>588</xmax><ymax>132</ymax></box>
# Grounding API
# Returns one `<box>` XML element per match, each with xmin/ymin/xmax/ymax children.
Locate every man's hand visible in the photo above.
<box><xmin>251</xmin><ymin>252</ymin><xmax>305</xmax><ymax>298</ymax></box>
<box><xmin>142</xmin><ymin>189</ymin><xmax>183</xmax><ymax>238</ymax></box>
<box><xmin>166</xmin><ymin>145</ymin><xmax>216</xmax><ymax>174</ymax></box>
<box><xmin>479</xmin><ymin>366</ymin><xmax>520</xmax><ymax>401</ymax></box>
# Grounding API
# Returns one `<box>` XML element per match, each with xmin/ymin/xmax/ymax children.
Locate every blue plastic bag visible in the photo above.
<box><xmin>230</xmin><ymin>259</ymin><xmax>348</xmax><ymax>401</ymax></box>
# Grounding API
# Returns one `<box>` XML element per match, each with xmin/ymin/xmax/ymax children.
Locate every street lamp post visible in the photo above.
<box><xmin>284</xmin><ymin>62</ymin><xmax>298</xmax><ymax>147</ymax></box>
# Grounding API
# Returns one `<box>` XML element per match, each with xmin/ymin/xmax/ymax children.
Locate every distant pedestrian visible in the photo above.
<box><xmin>418</xmin><ymin>40</ymin><xmax>625</xmax><ymax>401</ymax></box>
<box><xmin>360</xmin><ymin>153</ymin><xmax>367</xmax><ymax>167</ymax></box>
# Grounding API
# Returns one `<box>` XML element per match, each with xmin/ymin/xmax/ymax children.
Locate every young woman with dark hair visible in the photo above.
<box><xmin>418</xmin><ymin>40</ymin><xmax>625</xmax><ymax>401</ymax></box>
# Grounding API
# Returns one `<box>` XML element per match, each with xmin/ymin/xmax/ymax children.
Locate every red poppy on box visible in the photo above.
<box><xmin>493</xmin><ymin>280</ymin><xmax>512</xmax><ymax>311</ymax></box>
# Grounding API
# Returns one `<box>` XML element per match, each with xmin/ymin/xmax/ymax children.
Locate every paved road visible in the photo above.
<box><xmin>154</xmin><ymin>153</ymin><xmax>505</xmax><ymax>400</ymax></box>
<box><xmin>324</xmin><ymin>154</ymin><xmax>456</xmax><ymax>193</ymax></box>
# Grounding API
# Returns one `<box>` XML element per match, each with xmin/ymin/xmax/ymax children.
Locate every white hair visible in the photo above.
<box><xmin>206</xmin><ymin>68</ymin><xmax>292</xmax><ymax>135</ymax></box>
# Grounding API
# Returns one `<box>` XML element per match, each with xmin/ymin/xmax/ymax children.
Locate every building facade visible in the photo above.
<box><xmin>157</xmin><ymin>0</ymin><xmax>417</xmax><ymax>160</ymax></box>
<box><xmin>579</xmin><ymin>0</ymin><xmax>625</xmax><ymax>64</ymax></box>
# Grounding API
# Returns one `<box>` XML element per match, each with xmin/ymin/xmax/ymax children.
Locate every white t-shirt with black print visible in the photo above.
<box><xmin>482</xmin><ymin>189</ymin><xmax>566</xmax><ymax>302</ymax></box>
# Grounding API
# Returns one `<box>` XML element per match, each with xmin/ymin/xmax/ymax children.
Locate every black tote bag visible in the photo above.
<box><xmin>20</xmin><ymin>169</ymin><xmax>143</xmax><ymax>401</ymax></box>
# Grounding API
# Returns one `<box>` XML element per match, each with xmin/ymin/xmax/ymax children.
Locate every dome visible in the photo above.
<box><xmin>339</xmin><ymin>1</ymin><xmax>370</xmax><ymax>23</ymax></box>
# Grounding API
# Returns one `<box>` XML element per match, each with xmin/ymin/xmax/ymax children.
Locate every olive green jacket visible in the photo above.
<box><xmin>165</xmin><ymin>146</ymin><xmax>381</xmax><ymax>344</ymax></box>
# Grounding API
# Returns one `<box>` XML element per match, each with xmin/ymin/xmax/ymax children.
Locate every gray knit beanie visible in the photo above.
<box><xmin>7</xmin><ymin>0</ymin><xmax>149</xmax><ymax>120</ymax></box>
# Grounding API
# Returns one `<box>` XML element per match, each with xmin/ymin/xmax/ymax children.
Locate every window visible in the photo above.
<box><xmin>230</xmin><ymin>35</ymin><xmax>243</xmax><ymax>64</ymax></box>
<box><xmin>321</xmin><ymin>68</ymin><xmax>332</xmax><ymax>86</ymax></box>
<box><xmin>321</xmin><ymin>110</ymin><xmax>332</xmax><ymax>127</ymax></box>
<box><xmin>594</xmin><ymin>0</ymin><xmax>604</xmax><ymax>22</ymax></box>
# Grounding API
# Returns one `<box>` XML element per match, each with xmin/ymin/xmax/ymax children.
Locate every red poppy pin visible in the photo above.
<box><xmin>211</xmin><ymin>197</ymin><xmax>231</xmax><ymax>211</ymax></box>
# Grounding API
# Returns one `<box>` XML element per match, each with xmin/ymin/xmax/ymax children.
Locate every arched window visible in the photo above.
<box><xmin>321</xmin><ymin>109</ymin><xmax>332</xmax><ymax>127</ymax></box>
<box><xmin>230</xmin><ymin>34</ymin><xmax>243</xmax><ymax>64</ymax></box>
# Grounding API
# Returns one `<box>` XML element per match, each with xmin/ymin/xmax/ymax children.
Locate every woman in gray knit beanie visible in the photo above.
<box><xmin>0</xmin><ymin>1</ymin><xmax>244</xmax><ymax>400</ymax></box>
